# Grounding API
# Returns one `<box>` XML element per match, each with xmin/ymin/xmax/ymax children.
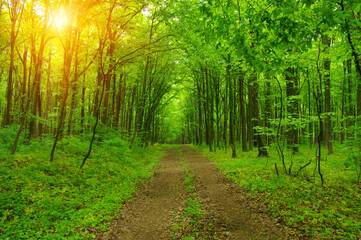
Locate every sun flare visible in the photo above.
<box><xmin>52</xmin><ymin>13</ymin><xmax>68</xmax><ymax>30</ymax></box>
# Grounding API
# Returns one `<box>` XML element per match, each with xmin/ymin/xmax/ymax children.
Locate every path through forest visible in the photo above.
<box><xmin>98</xmin><ymin>146</ymin><xmax>297</xmax><ymax>239</ymax></box>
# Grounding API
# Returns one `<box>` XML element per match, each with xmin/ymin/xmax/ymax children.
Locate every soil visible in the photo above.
<box><xmin>180</xmin><ymin>145</ymin><xmax>298</xmax><ymax>240</ymax></box>
<box><xmin>98</xmin><ymin>148</ymin><xmax>184</xmax><ymax>240</ymax></box>
<box><xmin>98</xmin><ymin>146</ymin><xmax>300</xmax><ymax>239</ymax></box>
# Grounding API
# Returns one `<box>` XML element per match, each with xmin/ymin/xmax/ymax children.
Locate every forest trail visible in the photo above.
<box><xmin>99</xmin><ymin>146</ymin><xmax>296</xmax><ymax>239</ymax></box>
<box><xmin>99</xmin><ymin>148</ymin><xmax>184</xmax><ymax>239</ymax></box>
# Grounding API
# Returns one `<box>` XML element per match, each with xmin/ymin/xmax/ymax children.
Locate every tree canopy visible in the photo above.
<box><xmin>0</xmin><ymin>0</ymin><xmax>360</xmax><ymax>170</ymax></box>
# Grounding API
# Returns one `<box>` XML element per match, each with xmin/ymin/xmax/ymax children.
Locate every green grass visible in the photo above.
<box><xmin>193</xmin><ymin>144</ymin><xmax>361</xmax><ymax>239</ymax></box>
<box><xmin>0</xmin><ymin>130</ymin><xmax>164</xmax><ymax>239</ymax></box>
<box><xmin>171</xmin><ymin>160</ymin><xmax>207</xmax><ymax>240</ymax></box>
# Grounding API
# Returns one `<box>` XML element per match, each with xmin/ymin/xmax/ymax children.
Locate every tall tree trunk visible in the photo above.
<box><xmin>265</xmin><ymin>79</ymin><xmax>272</xmax><ymax>145</ymax></box>
<box><xmin>114</xmin><ymin>72</ymin><xmax>124</xmax><ymax>128</ymax></box>
<box><xmin>239</xmin><ymin>68</ymin><xmax>247</xmax><ymax>152</ymax></box>
<box><xmin>29</xmin><ymin>4</ymin><xmax>49</xmax><ymax>138</ymax></box>
<box><xmin>67</xmin><ymin>32</ymin><xmax>81</xmax><ymax>135</ymax></box>
<box><xmin>101</xmin><ymin>40</ymin><xmax>115</xmax><ymax>125</ymax></box>
<box><xmin>347</xmin><ymin>59</ymin><xmax>354</xmax><ymax>136</ymax></box>
<box><xmin>3</xmin><ymin>17</ymin><xmax>16</xmax><ymax>126</ymax></box>
<box><xmin>50</xmin><ymin>6</ymin><xmax>75</xmax><ymax>161</ymax></box>
<box><xmin>307</xmin><ymin>69</ymin><xmax>314</xmax><ymax>147</ymax></box>
<box><xmin>130</xmin><ymin>56</ymin><xmax>149</xmax><ymax>149</ymax></box>
<box><xmin>247</xmin><ymin>80</ymin><xmax>254</xmax><ymax>151</ymax></box>
<box><xmin>12</xmin><ymin>47</ymin><xmax>28</xmax><ymax>154</ymax></box>
<box><xmin>227</xmin><ymin>57</ymin><xmax>236</xmax><ymax>157</ymax></box>
<box><xmin>285</xmin><ymin>66</ymin><xmax>299</xmax><ymax>153</ymax></box>
<box><xmin>3</xmin><ymin>0</ymin><xmax>23</xmax><ymax>126</ymax></box>
<box><xmin>204</xmin><ymin>66</ymin><xmax>213</xmax><ymax>152</ymax></box>
<box><xmin>249</xmin><ymin>72</ymin><xmax>268</xmax><ymax>157</ymax></box>
<box><xmin>46</xmin><ymin>50</ymin><xmax>52</xmax><ymax>134</ymax></box>
<box><xmin>341</xmin><ymin>1</ymin><xmax>361</xmax><ymax>120</ymax></box>
<box><xmin>197</xmin><ymin>80</ymin><xmax>203</xmax><ymax>145</ymax></box>
<box><xmin>323</xmin><ymin>34</ymin><xmax>333</xmax><ymax>154</ymax></box>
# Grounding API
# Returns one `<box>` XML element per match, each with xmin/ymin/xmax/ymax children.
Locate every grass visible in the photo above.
<box><xmin>0</xmin><ymin>127</ymin><xmax>164</xmax><ymax>239</ymax></box>
<box><xmin>193</xmin><ymin>143</ymin><xmax>361</xmax><ymax>239</ymax></box>
<box><xmin>171</xmin><ymin>159</ymin><xmax>208</xmax><ymax>240</ymax></box>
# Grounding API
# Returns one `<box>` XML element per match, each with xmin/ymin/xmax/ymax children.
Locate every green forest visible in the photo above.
<box><xmin>1</xmin><ymin>0</ymin><xmax>361</xmax><ymax>239</ymax></box>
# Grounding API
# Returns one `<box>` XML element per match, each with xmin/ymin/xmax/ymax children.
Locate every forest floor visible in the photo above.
<box><xmin>97</xmin><ymin>146</ymin><xmax>299</xmax><ymax>240</ymax></box>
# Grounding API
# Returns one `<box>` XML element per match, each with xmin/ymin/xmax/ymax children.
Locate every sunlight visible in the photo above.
<box><xmin>52</xmin><ymin>12</ymin><xmax>68</xmax><ymax>30</ymax></box>
<box><xmin>34</xmin><ymin>4</ymin><xmax>68</xmax><ymax>30</ymax></box>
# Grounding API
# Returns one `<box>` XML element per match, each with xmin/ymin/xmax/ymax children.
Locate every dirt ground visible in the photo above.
<box><xmin>98</xmin><ymin>146</ymin><xmax>300</xmax><ymax>239</ymax></box>
<box><xmin>180</xmin><ymin>145</ymin><xmax>298</xmax><ymax>240</ymax></box>
<box><xmin>98</xmin><ymin>148</ymin><xmax>184</xmax><ymax>240</ymax></box>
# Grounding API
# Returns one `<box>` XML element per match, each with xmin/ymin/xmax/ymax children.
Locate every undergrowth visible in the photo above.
<box><xmin>0</xmin><ymin>127</ymin><xmax>164</xmax><ymax>239</ymax></box>
<box><xmin>193</xmin><ymin>144</ymin><xmax>361</xmax><ymax>239</ymax></box>
<box><xmin>171</xmin><ymin>159</ymin><xmax>207</xmax><ymax>239</ymax></box>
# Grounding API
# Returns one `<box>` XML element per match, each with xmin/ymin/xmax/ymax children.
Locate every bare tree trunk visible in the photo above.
<box><xmin>249</xmin><ymin>72</ymin><xmax>268</xmax><ymax>157</ymax></box>
<box><xmin>50</xmin><ymin>7</ymin><xmax>75</xmax><ymax>162</ymax></box>
<box><xmin>285</xmin><ymin>67</ymin><xmax>299</xmax><ymax>153</ymax></box>
<box><xmin>323</xmin><ymin>34</ymin><xmax>333</xmax><ymax>154</ymax></box>
<box><xmin>3</xmin><ymin>0</ymin><xmax>23</xmax><ymax>126</ymax></box>
<box><xmin>114</xmin><ymin>72</ymin><xmax>124</xmax><ymax>128</ymax></box>
<box><xmin>12</xmin><ymin>47</ymin><xmax>28</xmax><ymax>154</ymax></box>
<box><xmin>341</xmin><ymin>1</ymin><xmax>361</xmax><ymax>119</ymax></box>
<box><xmin>239</xmin><ymin>68</ymin><xmax>247</xmax><ymax>151</ymax></box>
<box><xmin>247</xmin><ymin>80</ymin><xmax>253</xmax><ymax>151</ymax></box>
<box><xmin>67</xmin><ymin>32</ymin><xmax>81</xmax><ymax>135</ymax></box>
<box><xmin>226</xmin><ymin>57</ymin><xmax>236</xmax><ymax>157</ymax></box>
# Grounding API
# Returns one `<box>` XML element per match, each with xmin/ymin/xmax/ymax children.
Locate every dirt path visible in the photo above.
<box><xmin>99</xmin><ymin>148</ymin><xmax>184</xmax><ymax>240</ymax></box>
<box><xmin>100</xmin><ymin>146</ymin><xmax>297</xmax><ymax>239</ymax></box>
<box><xmin>181</xmin><ymin>145</ymin><xmax>296</xmax><ymax>240</ymax></box>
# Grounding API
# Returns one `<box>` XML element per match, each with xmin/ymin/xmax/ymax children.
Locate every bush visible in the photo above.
<box><xmin>0</xmin><ymin>135</ymin><xmax>164</xmax><ymax>239</ymax></box>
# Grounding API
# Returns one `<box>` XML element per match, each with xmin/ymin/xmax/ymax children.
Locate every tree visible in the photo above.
<box><xmin>3</xmin><ymin>0</ymin><xmax>24</xmax><ymax>126</ymax></box>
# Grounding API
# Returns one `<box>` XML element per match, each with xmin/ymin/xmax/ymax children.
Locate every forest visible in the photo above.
<box><xmin>0</xmin><ymin>0</ymin><xmax>361</xmax><ymax>239</ymax></box>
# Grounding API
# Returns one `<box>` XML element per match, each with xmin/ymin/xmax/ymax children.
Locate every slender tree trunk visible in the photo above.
<box><xmin>239</xmin><ymin>68</ymin><xmax>247</xmax><ymax>151</ymax></box>
<box><xmin>285</xmin><ymin>67</ymin><xmax>299</xmax><ymax>153</ymax></box>
<box><xmin>226</xmin><ymin>57</ymin><xmax>236</xmax><ymax>157</ymax></box>
<box><xmin>205</xmin><ymin>66</ymin><xmax>213</xmax><ymax>152</ymax></box>
<box><xmin>29</xmin><ymin>5</ymin><xmax>49</xmax><ymax>138</ymax></box>
<box><xmin>50</xmin><ymin>9</ymin><xmax>75</xmax><ymax>162</ymax></box>
<box><xmin>197</xmin><ymin>80</ymin><xmax>203</xmax><ymax>145</ymax></box>
<box><xmin>341</xmin><ymin>62</ymin><xmax>346</xmax><ymax>143</ymax></box>
<box><xmin>265</xmin><ymin>79</ymin><xmax>272</xmax><ymax>145</ymax></box>
<box><xmin>12</xmin><ymin>47</ymin><xmax>28</xmax><ymax>154</ymax></box>
<box><xmin>102</xmin><ymin>41</ymin><xmax>115</xmax><ymax>125</ymax></box>
<box><xmin>3</xmin><ymin>18</ymin><xmax>16</xmax><ymax>126</ymax></box>
<box><xmin>307</xmin><ymin>69</ymin><xmax>314</xmax><ymax>147</ymax></box>
<box><xmin>323</xmin><ymin>34</ymin><xmax>333</xmax><ymax>154</ymax></box>
<box><xmin>249</xmin><ymin>72</ymin><xmax>268</xmax><ymax>157</ymax></box>
<box><xmin>114</xmin><ymin>73</ymin><xmax>124</xmax><ymax>128</ymax></box>
<box><xmin>67</xmin><ymin>32</ymin><xmax>80</xmax><ymax>135</ymax></box>
<box><xmin>3</xmin><ymin>0</ymin><xmax>23</xmax><ymax>126</ymax></box>
<box><xmin>130</xmin><ymin>56</ymin><xmax>150</xmax><ymax>149</ymax></box>
<box><xmin>341</xmin><ymin>1</ymin><xmax>361</xmax><ymax>119</ymax></box>
<box><xmin>247</xmin><ymin>80</ymin><xmax>253</xmax><ymax>151</ymax></box>
<box><xmin>347</xmin><ymin>59</ymin><xmax>354</xmax><ymax>137</ymax></box>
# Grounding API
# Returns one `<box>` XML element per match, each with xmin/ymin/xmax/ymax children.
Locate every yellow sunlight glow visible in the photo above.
<box><xmin>35</xmin><ymin>5</ymin><xmax>68</xmax><ymax>31</ymax></box>
<box><xmin>52</xmin><ymin>12</ymin><xmax>68</xmax><ymax>30</ymax></box>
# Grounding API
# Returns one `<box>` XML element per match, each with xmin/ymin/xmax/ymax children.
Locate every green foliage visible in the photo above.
<box><xmin>195</xmin><ymin>144</ymin><xmax>361</xmax><ymax>239</ymax></box>
<box><xmin>0</xmin><ymin>125</ymin><xmax>18</xmax><ymax>158</ymax></box>
<box><xmin>0</xmin><ymin>135</ymin><xmax>163</xmax><ymax>239</ymax></box>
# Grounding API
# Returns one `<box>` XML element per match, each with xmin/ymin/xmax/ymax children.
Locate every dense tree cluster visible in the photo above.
<box><xmin>165</xmin><ymin>0</ymin><xmax>361</xmax><ymax>179</ymax></box>
<box><xmin>1</xmin><ymin>0</ymin><xmax>361</xmax><ymax>174</ymax></box>
<box><xmin>0</xmin><ymin>0</ymin><xmax>180</xmax><ymax>165</ymax></box>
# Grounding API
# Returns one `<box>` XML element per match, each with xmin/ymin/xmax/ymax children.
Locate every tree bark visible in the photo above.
<box><xmin>323</xmin><ymin>34</ymin><xmax>333</xmax><ymax>154</ymax></box>
<box><xmin>3</xmin><ymin>0</ymin><xmax>23</xmax><ymax>126</ymax></box>
<box><xmin>239</xmin><ymin>68</ymin><xmax>247</xmax><ymax>151</ymax></box>
<box><xmin>285</xmin><ymin>66</ymin><xmax>299</xmax><ymax>153</ymax></box>
<box><xmin>249</xmin><ymin>72</ymin><xmax>268</xmax><ymax>157</ymax></box>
